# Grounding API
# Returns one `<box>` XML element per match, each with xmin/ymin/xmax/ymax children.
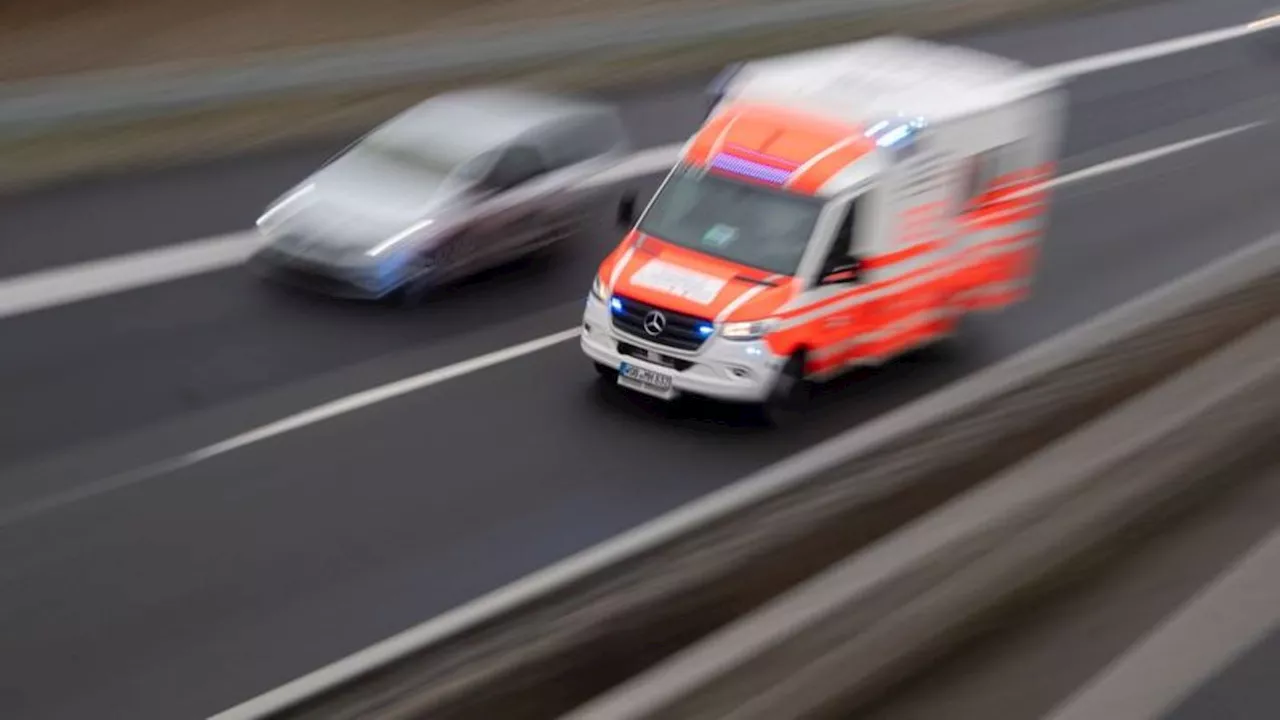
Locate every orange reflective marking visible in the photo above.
<box><xmin>962</xmin><ymin>285</ymin><xmax>1028</xmax><ymax>310</ymax></box>
<box><xmin>776</xmin><ymin>258</ymin><xmax>951</xmax><ymax>321</ymax></box>
<box><xmin>897</xmin><ymin>202</ymin><xmax>949</xmax><ymax>247</ymax></box>
<box><xmin>861</xmin><ymin>239</ymin><xmax>942</xmax><ymax>270</ymax></box>
<box><xmin>807</xmin><ymin>312</ymin><xmax>946</xmax><ymax>373</ymax></box>
<box><xmin>966</xmin><ymin>205</ymin><xmax>1044</xmax><ymax>230</ymax></box>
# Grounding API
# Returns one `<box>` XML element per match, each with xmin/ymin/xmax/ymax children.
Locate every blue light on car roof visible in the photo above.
<box><xmin>709</xmin><ymin>153</ymin><xmax>793</xmax><ymax>185</ymax></box>
<box><xmin>865</xmin><ymin>116</ymin><xmax>928</xmax><ymax>148</ymax></box>
<box><xmin>610</xmin><ymin>297</ymin><xmax>623</xmax><ymax>313</ymax></box>
<box><xmin>875</xmin><ymin>124</ymin><xmax>914</xmax><ymax>147</ymax></box>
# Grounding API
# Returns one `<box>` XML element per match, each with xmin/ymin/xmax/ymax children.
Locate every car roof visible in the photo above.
<box><xmin>372</xmin><ymin>87</ymin><xmax>615</xmax><ymax>155</ymax></box>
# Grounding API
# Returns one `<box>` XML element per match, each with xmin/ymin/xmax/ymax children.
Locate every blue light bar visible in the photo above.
<box><xmin>697</xmin><ymin>324</ymin><xmax>715</xmax><ymax>336</ymax></box>
<box><xmin>610</xmin><ymin>297</ymin><xmax>623</xmax><ymax>313</ymax></box>
<box><xmin>709</xmin><ymin>153</ymin><xmax>792</xmax><ymax>185</ymax></box>
<box><xmin>875</xmin><ymin>124</ymin><xmax>913</xmax><ymax>147</ymax></box>
<box><xmin>723</xmin><ymin>144</ymin><xmax>802</xmax><ymax>169</ymax></box>
<box><xmin>865</xmin><ymin>116</ymin><xmax>928</xmax><ymax>148</ymax></box>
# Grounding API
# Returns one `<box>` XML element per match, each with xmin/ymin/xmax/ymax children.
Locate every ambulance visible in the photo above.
<box><xmin>580</xmin><ymin>36</ymin><xmax>1066</xmax><ymax>423</ymax></box>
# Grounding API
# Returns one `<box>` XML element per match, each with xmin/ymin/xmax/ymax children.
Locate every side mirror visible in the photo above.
<box><xmin>820</xmin><ymin>256</ymin><xmax>862</xmax><ymax>285</ymax></box>
<box><xmin>617</xmin><ymin>192</ymin><xmax>638</xmax><ymax>229</ymax></box>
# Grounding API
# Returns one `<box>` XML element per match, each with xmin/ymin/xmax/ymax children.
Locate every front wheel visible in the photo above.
<box><xmin>391</xmin><ymin>255</ymin><xmax>440</xmax><ymax>307</ymax></box>
<box><xmin>914</xmin><ymin>302</ymin><xmax>968</xmax><ymax>361</ymax></box>
<box><xmin>755</xmin><ymin>352</ymin><xmax>810</xmax><ymax>427</ymax></box>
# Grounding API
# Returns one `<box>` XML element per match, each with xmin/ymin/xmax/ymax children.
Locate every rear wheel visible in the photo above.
<box><xmin>756</xmin><ymin>352</ymin><xmax>810</xmax><ymax>427</ymax></box>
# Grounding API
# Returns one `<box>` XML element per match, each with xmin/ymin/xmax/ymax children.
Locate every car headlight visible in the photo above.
<box><xmin>721</xmin><ymin>318</ymin><xmax>778</xmax><ymax>341</ymax></box>
<box><xmin>256</xmin><ymin>183</ymin><xmax>315</xmax><ymax>230</ymax></box>
<box><xmin>590</xmin><ymin>275</ymin><xmax>607</xmax><ymax>301</ymax></box>
<box><xmin>367</xmin><ymin>218</ymin><xmax>435</xmax><ymax>258</ymax></box>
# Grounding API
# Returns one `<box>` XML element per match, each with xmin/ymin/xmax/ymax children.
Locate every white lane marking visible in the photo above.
<box><xmin>0</xmin><ymin>120</ymin><xmax>1262</xmax><ymax>534</ymax></box>
<box><xmin>0</xmin><ymin>327</ymin><xmax>580</xmax><ymax>530</ymax></box>
<box><xmin>1033</xmin><ymin>24</ymin><xmax>1255</xmax><ymax>82</ymax></box>
<box><xmin>190</xmin><ymin>328</ymin><xmax>580</xmax><ymax>460</ymax></box>
<box><xmin>1043</xmin><ymin>518</ymin><xmax>1280</xmax><ymax>720</ymax></box>
<box><xmin>0</xmin><ymin>231</ymin><xmax>257</xmax><ymax>320</ymax></box>
<box><xmin>0</xmin><ymin>19</ymin><xmax>1265</xmax><ymax>320</ymax></box>
<box><xmin>1046</xmin><ymin>122</ymin><xmax>1263</xmax><ymax>188</ymax></box>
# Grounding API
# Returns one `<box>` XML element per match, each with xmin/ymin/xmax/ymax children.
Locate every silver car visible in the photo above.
<box><xmin>250</xmin><ymin>87</ymin><xmax>630</xmax><ymax>302</ymax></box>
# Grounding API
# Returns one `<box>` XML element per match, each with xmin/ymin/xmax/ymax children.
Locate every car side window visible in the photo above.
<box><xmin>483</xmin><ymin>146</ymin><xmax>547</xmax><ymax>191</ymax></box>
<box><xmin>537</xmin><ymin>124</ymin><xmax>581</xmax><ymax>173</ymax></box>
<box><xmin>543</xmin><ymin>112</ymin><xmax>624</xmax><ymax>171</ymax></box>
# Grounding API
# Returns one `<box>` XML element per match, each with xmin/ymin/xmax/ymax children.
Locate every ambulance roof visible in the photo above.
<box><xmin>723</xmin><ymin>36</ymin><xmax>1057</xmax><ymax>124</ymax></box>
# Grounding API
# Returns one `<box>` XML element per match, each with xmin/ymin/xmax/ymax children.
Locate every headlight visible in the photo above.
<box><xmin>590</xmin><ymin>275</ymin><xmax>607</xmax><ymax>301</ymax></box>
<box><xmin>721</xmin><ymin>318</ymin><xmax>778</xmax><ymax>341</ymax></box>
<box><xmin>367</xmin><ymin>218</ymin><xmax>435</xmax><ymax>258</ymax></box>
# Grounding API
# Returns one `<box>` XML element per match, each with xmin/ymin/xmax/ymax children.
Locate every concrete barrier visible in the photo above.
<box><xmin>211</xmin><ymin>231</ymin><xmax>1279</xmax><ymax>720</ymax></box>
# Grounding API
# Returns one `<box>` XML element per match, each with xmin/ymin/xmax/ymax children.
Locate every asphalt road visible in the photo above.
<box><xmin>1163</xmin><ymin>627</ymin><xmax>1280</xmax><ymax>720</ymax></box>
<box><xmin>2</xmin><ymin>0</ymin><xmax>1280</xmax><ymax>717</ymax></box>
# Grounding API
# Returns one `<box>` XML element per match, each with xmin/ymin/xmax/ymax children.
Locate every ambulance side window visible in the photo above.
<box><xmin>961</xmin><ymin>152</ymin><xmax>997</xmax><ymax>207</ymax></box>
<box><xmin>818</xmin><ymin>199</ymin><xmax>862</xmax><ymax>285</ymax></box>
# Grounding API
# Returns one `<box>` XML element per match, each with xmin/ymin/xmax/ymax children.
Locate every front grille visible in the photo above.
<box><xmin>611</xmin><ymin>293</ymin><xmax>712</xmax><ymax>351</ymax></box>
<box><xmin>257</xmin><ymin>251</ymin><xmax>380</xmax><ymax>298</ymax></box>
<box><xmin>618</xmin><ymin>341</ymin><xmax>695</xmax><ymax>371</ymax></box>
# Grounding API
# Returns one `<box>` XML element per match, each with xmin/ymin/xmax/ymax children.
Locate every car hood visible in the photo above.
<box><xmin>265</xmin><ymin>156</ymin><xmax>470</xmax><ymax>250</ymax></box>
<box><xmin>606</xmin><ymin>232</ymin><xmax>797</xmax><ymax>322</ymax></box>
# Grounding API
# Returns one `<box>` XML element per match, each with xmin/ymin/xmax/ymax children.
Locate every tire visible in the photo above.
<box><xmin>391</xmin><ymin>255</ymin><xmax>439</xmax><ymax>307</ymax></box>
<box><xmin>755</xmin><ymin>352</ymin><xmax>810</xmax><ymax>427</ymax></box>
<box><xmin>393</xmin><ymin>278</ymin><xmax>429</xmax><ymax>307</ymax></box>
<box><xmin>592</xmin><ymin>361</ymin><xmax>620</xmax><ymax>395</ymax></box>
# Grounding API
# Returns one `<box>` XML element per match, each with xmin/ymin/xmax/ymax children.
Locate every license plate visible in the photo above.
<box><xmin>617</xmin><ymin>361</ymin><xmax>676</xmax><ymax>400</ymax></box>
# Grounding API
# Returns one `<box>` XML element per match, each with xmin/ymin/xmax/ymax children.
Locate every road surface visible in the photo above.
<box><xmin>1</xmin><ymin>0</ymin><xmax>1279</xmax><ymax>717</ymax></box>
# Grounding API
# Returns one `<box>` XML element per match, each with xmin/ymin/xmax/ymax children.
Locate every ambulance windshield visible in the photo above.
<box><xmin>637</xmin><ymin>165</ymin><xmax>824</xmax><ymax>275</ymax></box>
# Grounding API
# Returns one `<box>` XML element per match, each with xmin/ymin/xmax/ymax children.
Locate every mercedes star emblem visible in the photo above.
<box><xmin>643</xmin><ymin>310</ymin><xmax>667</xmax><ymax>336</ymax></box>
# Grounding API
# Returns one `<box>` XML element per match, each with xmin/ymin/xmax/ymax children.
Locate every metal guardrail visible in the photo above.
<box><xmin>568</xmin><ymin>316</ymin><xmax>1280</xmax><ymax>719</ymax></box>
<box><xmin>211</xmin><ymin>231</ymin><xmax>1280</xmax><ymax>720</ymax></box>
<box><xmin>0</xmin><ymin>0</ymin><xmax>1131</xmax><ymax>134</ymax></box>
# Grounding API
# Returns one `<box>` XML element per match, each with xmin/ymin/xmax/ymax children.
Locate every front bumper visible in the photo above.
<box><xmin>580</xmin><ymin>293</ymin><xmax>785</xmax><ymax>403</ymax></box>
<box><xmin>249</xmin><ymin>244</ymin><xmax>408</xmax><ymax>300</ymax></box>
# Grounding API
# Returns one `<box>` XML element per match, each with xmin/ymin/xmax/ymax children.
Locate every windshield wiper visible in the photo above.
<box><xmin>733</xmin><ymin>273</ymin><xmax>779</xmax><ymax>287</ymax></box>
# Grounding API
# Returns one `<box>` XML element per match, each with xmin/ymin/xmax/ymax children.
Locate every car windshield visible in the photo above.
<box><xmin>349</xmin><ymin>132</ymin><xmax>484</xmax><ymax>185</ymax></box>
<box><xmin>637</xmin><ymin>166</ymin><xmax>824</xmax><ymax>275</ymax></box>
